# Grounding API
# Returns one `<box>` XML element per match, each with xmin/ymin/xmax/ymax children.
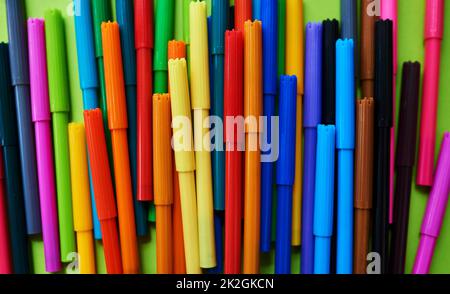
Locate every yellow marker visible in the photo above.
<box><xmin>286</xmin><ymin>0</ymin><xmax>304</xmax><ymax>246</ymax></box>
<box><xmin>68</xmin><ymin>123</ymin><xmax>96</xmax><ymax>274</ymax></box>
<box><xmin>189</xmin><ymin>1</ymin><xmax>216</xmax><ymax>269</ymax></box>
<box><xmin>168</xmin><ymin>58</ymin><xmax>201</xmax><ymax>274</ymax></box>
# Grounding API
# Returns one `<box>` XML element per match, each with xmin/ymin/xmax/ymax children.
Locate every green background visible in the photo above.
<box><xmin>0</xmin><ymin>0</ymin><xmax>449</xmax><ymax>274</ymax></box>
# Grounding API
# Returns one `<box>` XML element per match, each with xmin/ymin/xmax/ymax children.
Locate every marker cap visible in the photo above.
<box><xmin>116</xmin><ymin>0</ymin><xmax>137</xmax><ymax>86</ymax></box>
<box><xmin>336</xmin><ymin>39</ymin><xmax>355</xmax><ymax>149</ymax></box>
<box><xmin>44</xmin><ymin>10</ymin><xmax>71</xmax><ymax>113</ymax></box>
<box><xmin>190</xmin><ymin>1</ymin><xmax>211</xmax><ymax>110</ymax></box>
<box><xmin>168</xmin><ymin>41</ymin><xmax>187</xmax><ymax>61</ymax></box>
<box><xmin>101</xmin><ymin>22</ymin><xmax>128</xmax><ymax>130</ymax></box>
<box><xmin>261</xmin><ymin>0</ymin><xmax>278</xmax><ymax>95</ymax></box>
<box><xmin>6</xmin><ymin>0</ymin><xmax>30</xmax><ymax>86</ymax></box>
<box><xmin>276</xmin><ymin>75</ymin><xmax>297</xmax><ymax>186</ymax></box>
<box><xmin>135</xmin><ymin>0</ymin><xmax>154</xmax><ymax>49</ymax></box>
<box><xmin>74</xmin><ymin>0</ymin><xmax>99</xmax><ymax>90</ymax></box>
<box><xmin>0</xmin><ymin>44</ymin><xmax>18</xmax><ymax>146</ymax></box>
<box><xmin>92</xmin><ymin>0</ymin><xmax>112</xmax><ymax>58</ymax></box>
<box><xmin>420</xmin><ymin>133</ymin><xmax>450</xmax><ymax>238</ymax></box>
<box><xmin>153</xmin><ymin>94</ymin><xmax>174</xmax><ymax>206</ymax></box>
<box><xmin>425</xmin><ymin>0</ymin><xmax>444</xmax><ymax>40</ymax></box>
<box><xmin>396</xmin><ymin>62</ymin><xmax>421</xmax><ymax>167</ymax></box>
<box><xmin>168</xmin><ymin>59</ymin><xmax>196</xmax><ymax>173</ymax></box>
<box><xmin>224</xmin><ymin>30</ymin><xmax>244</xmax><ymax>143</ymax></box>
<box><xmin>304</xmin><ymin>22</ymin><xmax>323</xmax><ymax>128</ymax></box>
<box><xmin>211</xmin><ymin>0</ymin><xmax>229</xmax><ymax>55</ymax></box>
<box><xmin>28</xmin><ymin>18</ymin><xmax>51</xmax><ymax>123</ymax></box>
<box><xmin>83</xmin><ymin>109</ymin><xmax>117</xmax><ymax>220</ymax></box>
<box><xmin>313</xmin><ymin>124</ymin><xmax>336</xmax><ymax>237</ymax></box>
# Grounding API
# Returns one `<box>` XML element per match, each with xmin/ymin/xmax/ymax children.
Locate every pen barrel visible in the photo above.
<box><xmin>154</xmin><ymin>0</ymin><xmax>174</xmax><ymax>72</ymax></box>
<box><xmin>92</xmin><ymin>0</ymin><xmax>112</xmax><ymax>58</ymax></box>
<box><xmin>372</xmin><ymin>127</ymin><xmax>390</xmax><ymax>273</ymax></box>
<box><xmin>340</xmin><ymin>0</ymin><xmax>358</xmax><ymax>77</ymax></box>
<box><xmin>154</xmin><ymin>70</ymin><xmax>169</xmax><ymax>93</ymax></box>
<box><xmin>76</xmin><ymin>230</ymin><xmax>96</xmax><ymax>274</ymax></box>
<box><xmin>134</xmin><ymin>0</ymin><xmax>154</xmax><ymax>50</ymax></box>
<box><xmin>0</xmin><ymin>152</ymin><xmax>12</xmax><ymax>274</ymax></box>
<box><xmin>314</xmin><ymin>236</ymin><xmax>331</xmax><ymax>274</ymax></box>
<box><xmin>156</xmin><ymin>205</ymin><xmax>174</xmax><ymax>274</ymax></box>
<box><xmin>193</xmin><ymin>109</ymin><xmax>216</xmax><ymax>268</ymax></box>
<box><xmin>178</xmin><ymin>172</ymin><xmax>201</xmax><ymax>274</ymax></box>
<box><xmin>353</xmin><ymin>208</ymin><xmax>370</xmax><ymax>274</ymax></box>
<box><xmin>136</xmin><ymin>48</ymin><xmax>153</xmax><ymax>201</ymax></box>
<box><xmin>275</xmin><ymin>185</ymin><xmax>293</xmax><ymax>274</ymax></box>
<box><xmin>425</xmin><ymin>0</ymin><xmax>444</xmax><ymax>40</ymax></box>
<box><xmin>413</xmin><ymin>235</ymin><xmax>437</xmax><ymax>274</ymax></box>
<box><xmin>322</xmin><ymin>19</ymin><xmax>339</xmax><ymax>125</ymax></box>
<box><xmin>360</xmin><ymin>0</ymin><xmax>376</xmax><ymax>98</ymax></box>
<box><xmin>52</xmin><ymin>113</ymin><xmax>75</xmax><ymax>261</ymax></box>
<box><xmin>336</xmin><ymin>149</ymin><xmax>354</xmax><ymax>274</ymax></box>
<box><xmin>173</xmin><ymin>170</ymin><xmax>187</xmax><ymax>274</ymax></box>
<box><xmin>234</xmin><ymin>0</ymin><xmax>253</xmax><ymax>32</ymax></box>
<box><xmin>417</xmin><ymin>39</ymin><xmax>442</xmax><ymax>186</ymax></box>
<box><xmin>389</xmin><ymin>167</ymin><xmax>413</xmax><ymax>274</ymax></box>
<box><xmin>224</xmin><ymin>144</ymin><xmax>243</xmax><ymax>274</ymax></box>
<box><xmin>243</xmin><ymin>132</ymin><xmax>261</xmax><ymax>274</ymax></box>
<box><xmin>286</xmin><ymin>0</ymin><xmax>304</xmax><ymax>94</ymax></box>
<box><xmin>34</xmin><ymin>122</ymin><xmax>61</xmax><ymax>273</ymax></box>
<box><xmin>111</xmin><ymin>130</ymin><xmax>139</xmax><ymax>274</ymax></box>
<box><xmin>100</xmin><ymin>218</ymin><xmax>123</xmax><ymax>274</ymax></box>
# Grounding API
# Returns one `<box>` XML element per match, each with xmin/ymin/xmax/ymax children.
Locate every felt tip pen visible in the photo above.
<box><xmin>190</xmin><ymin>1</ymin><xmax>217</xmax><ymax>269</ymax></box>
<box><xmin>154</xmin><ymin>0</ymin><xmax>175</xmax><ymax>94</ymax></box>
<box><xmin>275</xmin><ymin>76</ymin><xmax>297</xmax><ymax>274</ymax></box>
<box><xmin>372</xmin><ymin>20</ymin><xmax>393</xmax><ymax>274</ymax></box>
<box><xmin>413</xmin><ymin>133</ymin><xmax>450</xmax><ymax>274</ymax></box>
<box><xmin>153</xmin><ymin>93</ymin><xmax>174</xmax><ymax>274</ymax></box>
<box><xmin>313</xmin><ymin>125</ymin><xmax>336</xmax><ymax>274</ymax></box>
<box><xmin>0</xmin><ymin>43</ymin><xmax>30</xmax><ymax>274</ymax></box>
<box><xmin>74</xmin><ymin>0</ymin><xmax>102</xmax><ymax>240</ymax></box>
<box><xmin>336</xmin><ymin>38</ymin><xmax>356</xmax><ymax>274</ymax></box>
<box><xmin>380</xmin><ymin>0</ymin><xmax>398</xmax><ymax>225</ymax></box>
<box><xmin>286</xmin><ymin>0</ymin><xmax>304</xmax><ymax>249</ymax></box>
<box><xmin>102</xmin><ymin>22</ymin><xmax>140</xmax><ymax>274</ymax></box>
<box><xmin>389</xmin><ymin>62</ymin><xmax>421</xmax><ymax>274</ymax></box>
<box><xmin>116</xmin><ymin>0</ymin><xmax>149</xmax><ymax>237</ymax></box>
<box><xmin>5</xmin><ymin>0</ymin><xmax>41</xmax><ymax>236</ymax></box>
<box><xmin>168</xmin><ymin>58</ymin><xmax>201</xmax><ymax>274</ymax></box>
<box><xmin>301</xmin><ymin>23</ymin><xmax>323</xmax><ymax>274</ymax></box>
<box><xmin>322</xmin><ymin>19</ymin><xmax>339</xmax><ymax>125</ymax></box>
<box><xmin>224</xmin><ymin>29</ymin><xmax>244</xmax><ymax>274</ymax></box>
<box><xmin>234</xmin><ymin>0</ymin><xmax>252</xmax><ymax>32</ymax></box>
<box><xmin>417</xmin><ymin>0</ymin><xmax>445</xmax><ymax>187</ymax></box>
<box><xmin>340</xmin><ymin>0</ymin><xmax>358</xmax><ymax>77</ymax></box>
<box><xmin>0</xmin><ymin>149</ymin><xmax>12</xmax><ymax>274</ymax></box>
<box><xmin>44</xmin><ymin>9</ymin><xmax>76</xmax><ymax>262</ymax></box>
<box><xmin>135</xmin><ymin>0</ymin><xmax>154</xmax><ymax>202</ymax></box>
<box><xmin>353</xmin><ymin>98</ymin><xmax>375</xmax><ymax>274</ymax></box>
<box><xmin>243</xmin><ymin>20</ymin><xmax>263</xmax><ymax>274</ymax></box>
<box><xmin>168</xmin><ymin>40</ymin><xmax>188</xmax><ymax>274</ymax></box>
<box><xmin>28</xmin><ymin>19</ymin><xmax>62</xmax><ymax>273</ymax></box>
<box><xmin>84</xmin><ymin>109</ymin><xmax>123</xmax><ymax>274</ymax></box>
<box><xmin>211</xmin><ymin>0</ymin><xmax>228</xmax><ymax>211</ymax></box>
<box><xmin>260</xmin><ymin>0</ymin><xmax>278</xmax><ymax>253</ymax></box>
<box><xmin>68</xmin><ymin>123</ymin><xmax>96</xmax><ymax>274</ymax></box>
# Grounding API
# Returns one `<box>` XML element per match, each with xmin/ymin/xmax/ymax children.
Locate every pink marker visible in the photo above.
<box><xmin>28</xmin><ymin>19</ymin><xmax>61</xmax><ymax>273</ymax></box>
<box><xmin>417</xmin><ymin>0</ymin><xmax>444</xmax><ymax>187</ymax></box>
<box><xmin>413</xmin><ymin>132</ymin><xmax>450</xmax><ymax>274</ymax></box>
<box><xmin>381</xmin><ymin>0</ymin><xmax>397</xmax><ymax>224</ymax></box>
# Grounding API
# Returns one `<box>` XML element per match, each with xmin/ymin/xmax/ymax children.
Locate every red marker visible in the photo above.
<box><xmin>0</xmin><ymin>149</ymin><xmax>12</xmax><ymax>274</ymax></box>
<box><xmin>235</xmin><ymin>0</ymin><xmax>252</xmax><ymax>32</ymax></box>
<box><xmin>135</xmin><ymin>0</ymin><xmax>154</xmax><ymax>200</ymax></box>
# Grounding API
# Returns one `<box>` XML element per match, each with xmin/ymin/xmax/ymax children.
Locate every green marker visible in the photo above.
<box><xmin>91</xmin><ymin>0</ymin><xmax>114</xmax><ymax>169</ymax></box>
<box><xmin>175</xmin><ymin>0</ymin><xmax>184</xmax><ymax>40</ymax></box>
<box><xmin>44</xmin><ymin>9</ymin><xmax>76</xmax><ymax>262</ymax></box>
<box><xmin>183</xmin><ymin>0</ymin><xmax>193</xmax><ymax>67</ymax></box>
<box><xmin>153</xmin><ymin>0</ymin><xmax>175</xmax><ymax>93</ymax></box>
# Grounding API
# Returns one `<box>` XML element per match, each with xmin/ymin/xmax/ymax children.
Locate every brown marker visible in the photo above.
<box><xmin>360</xmin><ymin>0</ymin><xmax>378</xmax><ymax>98</ymax></box>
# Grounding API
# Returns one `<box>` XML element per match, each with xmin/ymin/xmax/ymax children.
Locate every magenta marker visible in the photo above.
<box><xmin>413</xmin><ymin>132</ymin><xmax>450</xmax><ymax>274</ymax></box>
<box><xmin>28</xmin><ymin>18</ymin><xmax>61</xmax><ymax>273</ymax></box>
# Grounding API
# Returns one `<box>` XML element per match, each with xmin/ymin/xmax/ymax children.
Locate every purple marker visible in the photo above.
<box><xmin>413</xmin><ymin>132</ymin><xmax>450</xmax><ymax>274</ymax></box>
<box><xmin>301</xmin><ymin>22</ymin><xmax>323</xmax><ymax>274</ymax></box>
<box><xmin>28</xmin><ymin>19</ymin><xmax>61</xmax><ymax>273</ymax></box>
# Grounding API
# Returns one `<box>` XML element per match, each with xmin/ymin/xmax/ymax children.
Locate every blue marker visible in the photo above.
<box><xmin>313</xmin><ymin>125</ymin><xmax>336</xmax><ymax>274</ymax></box>
<box><xmin>116</xmin><ymin>0</ymin><xmax>149</xmax><ymax>237</ymax></box>
<box><xmin>74</xmin><ymin>0</ymin><xmax>102</xmax><ymax>239</ymax></box>
<box><xmin>340</xmin><ymin>0</ymin><xmax>358</xmax><ymax>77</ymax></box>
<box><xmin>260</xmin><ymin>0</ymin><xmax>278</xmax><ymax>253</ymax></box>
<box><xmin>336</xmin><ymin>39</ymin><xmax>355</xmax><ymax>274</ymax></box>
<box><xmin>252</xmin><ymin>0</ymin><xmax>261</xmax><ymax>20</ymax></box>
<box><xmin>275</xmin><ymin>75</ymin><xmax>297</xmax><ymax>274</ymax></box>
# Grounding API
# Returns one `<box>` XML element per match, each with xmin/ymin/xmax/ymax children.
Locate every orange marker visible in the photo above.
<box><xmin>153</xmin><ymin>93</ymin><xmax>174</xmax><ymax>274</ymax></box>
<box><xmin>101</xmin><ymin>22</ymin><xmax>140</xmax><ymax>274</ymax></box>
<box><xmin>168</xmin><ymin>40</ymin><xmax>187</xmax><ymax>274</ymax></box>
<box><xmin>243</xmin><ymin>20</ymin><xmax>263</xmax><ymax>274</ymax></box>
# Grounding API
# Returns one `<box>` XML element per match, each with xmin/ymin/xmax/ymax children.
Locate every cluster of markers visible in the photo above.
<box><xmin>0</xmin><ymin>0</ymin><xmax>449</xmax><ymax>275</ymax></box>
